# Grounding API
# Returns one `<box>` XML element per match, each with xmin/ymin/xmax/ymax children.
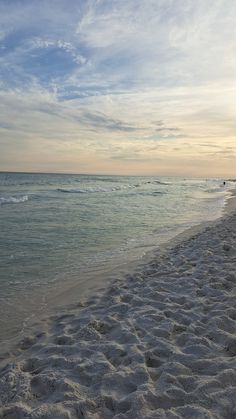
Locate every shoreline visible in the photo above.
<box><xmin>0</xmin><ymin>177</ymin><xmax>232</xmax><ymax>352</ymax></box>
<box><xmin>1</xmin><ymin>190</ymin><xmax>236</xmax><ymax>417</ymax></box>
<box><xmin>0</xmin><ymin>185</ymin><xmax>229</xmax><ymax>358</ymax></box>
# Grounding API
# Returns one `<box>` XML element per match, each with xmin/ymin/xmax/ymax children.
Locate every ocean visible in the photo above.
<box><xmin>0</xmin><ymin>172</ymin><xmax>232</xmax><ymax>351</ymax></box>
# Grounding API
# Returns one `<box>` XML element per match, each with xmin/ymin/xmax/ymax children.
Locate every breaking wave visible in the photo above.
<box><xmin>57</xmin><ymin>184</ymin><xmax>141</xmax><ymax>194</ymax></box>
<box><xmin>0</xmin><ymin>195</ymin><xmax>29</xmax><ymax>205</ymax></box>
<box><xmin>57</xmin><ymin>186</ymin><xmax>124</xmax><ymax>194</ymax></box>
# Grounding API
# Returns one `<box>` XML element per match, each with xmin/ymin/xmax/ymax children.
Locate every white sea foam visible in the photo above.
<box><xmin>58</xmin><ymin>185</ymin><xmax>132</xmax><ymax>193</ymax></box>
<box><xmin>57</xmin><ymin>180</ymin><xmax>172</xmax><ymax>194</ymax></box>
<box><xmin>205</xmin><ymin>186</ymin><xmax>226</xmax><ymax>193</ymax></box>
<box><xmin>151</xmin><ymin>180</ymin><xmax>170</xmax><ymax>185</ymax></box>
<box><xmin>0</xmin><ymin>195</ymin><xmax>28</xmax><ymax>205</ymax></box>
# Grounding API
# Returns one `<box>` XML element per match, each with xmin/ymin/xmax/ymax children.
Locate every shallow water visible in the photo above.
<box><xmin>0</xmin><ymin>172</ymin><xmax>232</xmax><ymax>346</ymax></box>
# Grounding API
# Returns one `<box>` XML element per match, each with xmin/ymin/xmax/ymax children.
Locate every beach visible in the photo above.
<box><xmin>1</xmin><ymin>193</ymin><xmax>236</xmax><ymax>418</ymax></box>
<box><xmin>0</xmin><ymin>174</ymin><xmax>229</xmax><ymax>350</ymax></box>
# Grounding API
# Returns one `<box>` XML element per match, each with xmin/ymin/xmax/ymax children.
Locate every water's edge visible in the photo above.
<box><xmin>1</xmin><ymin>187</ymin><xmax>235</xmax><ymax>365</ymax></box>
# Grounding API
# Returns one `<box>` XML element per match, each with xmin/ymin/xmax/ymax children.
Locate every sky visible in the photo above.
<box><xmin>0</xmin><ymin>0</ymin><xmax>236</xmax><ymax>177</ymax></box>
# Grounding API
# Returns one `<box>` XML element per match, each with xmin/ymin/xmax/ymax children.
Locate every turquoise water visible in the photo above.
<box><xmin>0</xmin><ymin>172</ymin><xmax>232</xmax><ymax>346</ymax></box>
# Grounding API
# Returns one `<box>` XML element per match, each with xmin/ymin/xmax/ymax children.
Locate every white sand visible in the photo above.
<box><xmin>1</xmin><ymin>206</ymin><xmax>236</xmax><ymax>418</ymax></box>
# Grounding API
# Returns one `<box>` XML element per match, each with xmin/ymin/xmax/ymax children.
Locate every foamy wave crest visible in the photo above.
<box><xmin>57</xmin><ymin>186</ymin><xmax>124</xmax><ymax>194</ymax></box>
<box><xmin>144</xmin><ymin>180</ymin><xmax>170</xmax><ymax>186</ymax></box>
<box><xmin>0</xmin><ymin>195</ymin><xmax>28</xmax><ymax>205</ymax></box>
<box><xmin>205</xmin><ymin>186</ymin><xmax>226</xmax><ymax>194</ymax></box>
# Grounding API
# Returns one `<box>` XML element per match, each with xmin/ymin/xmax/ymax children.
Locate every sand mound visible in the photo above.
<box><xmin>1</xmin><ymin>214</ymin><xmax>236</xmax><ymax>418</ymax></box>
